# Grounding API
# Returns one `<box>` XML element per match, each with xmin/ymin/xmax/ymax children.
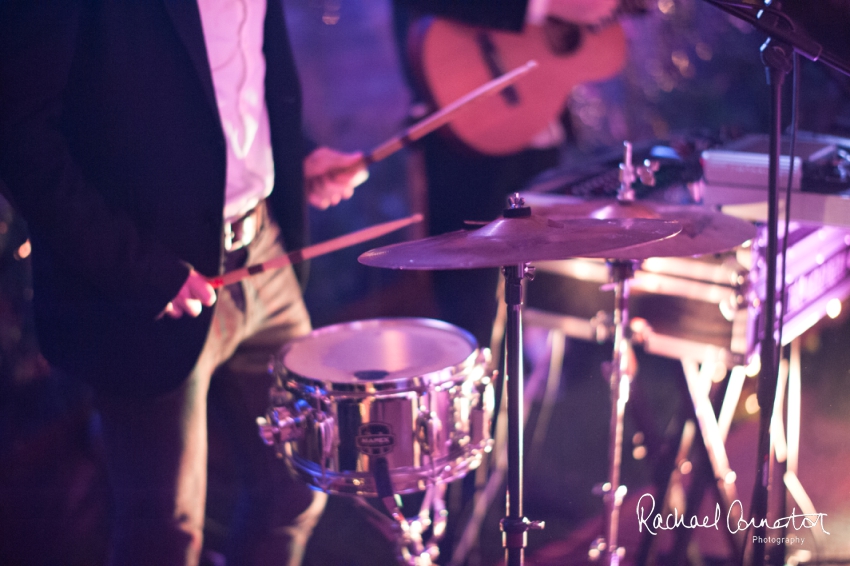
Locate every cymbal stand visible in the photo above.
<box><xmin>500</xmin><ymin>197</ymin><xmax>545</xmax><ymax>566</ymax></box>
<box><xmin>592</xmin><ymin>141</ymin><xmax>655</xmax><ymax>564</ymax></box>
<box><xmin>589</xmin><ymin>141</ymin><xmax>655</xmax><ymax>566</ymax></box>
<box><xmin>591</xmin><ymin>259</ymin><xmax>637</xmax><ymax>565</ymax></box>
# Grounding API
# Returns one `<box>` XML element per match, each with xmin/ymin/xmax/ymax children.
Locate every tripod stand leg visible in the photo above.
<box><xmin>529</xmin><ymin>328</ymin><xmax>566</xmax><ymax>464</ymax></box>
<box><xmin>631</xmin><ymin>367</ymin><xmax>693</xmax><ymax>566</ymax></box>
<box><xmin>679</xmin><ymin>358</ymin><xmax>746</xmax><ymax>563</ymax></box>
<box><xmin>776</xmin><ymin>339</ymin><xmax>829</xmax><ymax>556</ymax></box>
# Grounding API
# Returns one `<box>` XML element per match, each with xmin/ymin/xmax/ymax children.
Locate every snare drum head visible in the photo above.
<box><xmin>280</xmin><ymin>318</ymin><xmax>478</xmax><ymax>391</ymax></box>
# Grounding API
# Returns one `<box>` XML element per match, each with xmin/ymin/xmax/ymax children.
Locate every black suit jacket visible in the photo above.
<box><xmin>0</xmin><ymin>0</ymin><xmax>308</xmax><ymax>396</ymax></box>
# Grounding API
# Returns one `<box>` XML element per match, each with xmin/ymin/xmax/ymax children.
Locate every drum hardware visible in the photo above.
<box><xmin>260</xmin><ymin>318</ymin><xmax>495</xmax><ymax>496</ymax></box>
<box><xmin>590</xmin><ymin>255</ymin><xmax>745</xmax><ymax>565</ymax></box>
<box><xmin>257</xmin><ymin>399</ymin><xmax>311</xmax><ymax>445</ymax></box>
<box><xmin>258</xmin><ymin>318</ymin><xmax>496</xmax><ymax>565</ymax></box>
<box><xmin>587</xmin><ymin>259</ymin><xmax>634</xmax><ymax>565</ymax></box>
<box><xmin>358</xmin><ymin>202</ymin><xmax>681</xmax><ymax>271</ymax></box>
<box><xmin>360</xmin><ymin>195</ymin><xmax>680</xmax><ymax>566</ymax></box>
<box><xmin>510</xmin><ymin>140</ymin><xmax>759</xmax><ymax>566</ymax></box>
<box><xmin>449</xmin><ymin>330</ymin><xmax>558</xmax><ymax>566</ymax></box>
<box><xmin>529</xmin><ymin>255</ymin><xmax>749</xmax><ymax>566</ymax></box>
<box><xmin>520</xmin><ymin>310</ymin><xmax>747</xmax><ymax>562</ymax></box>
<box><xmin>522</xmin><ymin>219</ymin><xmax>850</xmax><ymax>561</ymax></box>
<box><xmin>518</xmin><ymin>195</ymin><xmax>758</xmax><ymax>261</ymax></box>
<box><xmin>374</xmin><ymin>456</ymin><xmax>450</xmax><ymax>566</ymax></box>
<box><xmin>258</xmin><ymin>397</ymin><xmax>337</xmax><ymax>479</ymax></box>
<box><xmin>499</xmin><ymin>260</ymin><xmax>547</xmax><ymax>566</ymax></box>
<box><xmin>617</xmin><ymin>140</ymin><xmax>659</xmax><ymax>202</ymax></box>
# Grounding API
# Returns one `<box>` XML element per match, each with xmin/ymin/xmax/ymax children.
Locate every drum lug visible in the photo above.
<box><xmin>416</xmin><ymin>411</ymin><xmax>438</xmax><ymax>455</ymax></box>
<box><xmin>257</xmin><ymin>416</ymin><xmax>277</xmax><ymax>447</ymax></box>
<box><xmin>471</xmin><ymin>380</ymin><xmax>495</xmax><ymax>446</ymax></box>
<box><xmin>258</xmin><ymin>399</ymin><xmax>311</xmax><ymax>448</ymax></box>
<box><xmin>317</xmin><ymin>415</ymin><xmax>335</xmax><ymax>472</ymax></box>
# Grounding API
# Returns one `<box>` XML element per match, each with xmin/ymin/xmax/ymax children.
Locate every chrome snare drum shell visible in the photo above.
<box><xmin>262</xmin><ymin>318</ymin><xmax>494</xmax><ymax>496</ymax></box>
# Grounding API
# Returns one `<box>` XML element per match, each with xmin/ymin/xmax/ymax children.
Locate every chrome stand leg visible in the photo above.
<box><xmin>592</xmin><ymin>261</ymin><xmax>635</xmax><ymax>565</ymax></box>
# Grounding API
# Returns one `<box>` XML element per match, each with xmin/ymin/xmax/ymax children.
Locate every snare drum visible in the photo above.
<box><xmin>258</xmin><ymin>318</ymin><xmax>494</xmax><ymax>496</ymax></box>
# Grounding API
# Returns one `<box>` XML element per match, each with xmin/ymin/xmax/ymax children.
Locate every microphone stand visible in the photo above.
<box><xmin>751</xmin><ymin>34</ymin><xmax>790</xmax><ymax>566</ymax></box>
<box><xmin>698</xmin><ymin>2</ymin><xmax>850</xmax><ymax>564</ymax></box>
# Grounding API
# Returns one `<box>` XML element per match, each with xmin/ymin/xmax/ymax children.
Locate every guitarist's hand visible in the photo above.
<box><xmin>304</xmin><ymin>147</ymin><xmax>369</xmax><ymax>210</ymax></box>
<box><xmin>547</xmin><ymin>0</ymin><xmax>618</xmax><ymax>24</ymax></box>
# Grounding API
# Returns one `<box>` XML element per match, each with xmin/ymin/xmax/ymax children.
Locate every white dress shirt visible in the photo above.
<box><xmin>197</xmin><ymin>0</ymin><xmax>275</xmax><ymax>221</ymax></box>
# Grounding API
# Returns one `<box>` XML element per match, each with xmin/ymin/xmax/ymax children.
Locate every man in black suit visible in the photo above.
<box><xmin>0</xmin><ymin>1</ymin><xmax>371</xmax><ymax>564</ymax></box>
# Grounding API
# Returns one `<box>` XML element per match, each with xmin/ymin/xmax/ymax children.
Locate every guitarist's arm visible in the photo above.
<box><xmin>394</xmin><ymin>0</ymin><xmax>529</xmax><ymax>31</ymax></box>
<box><xmin>545</xmin><ymin>0</ymin><xmax>619</xmax><ymax>25</ymax></box>
<box><xmin>396</xmin><ymin>0</ymin><xmax>619</xmax><ymax>31</ymax></box>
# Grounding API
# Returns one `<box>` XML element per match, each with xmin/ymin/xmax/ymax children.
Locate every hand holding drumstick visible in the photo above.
<box><xmin>304</xmin><ymin>147</ymin><xmax>370</xmax><ymax>210</ymax></box>
<box><xmin>159</xmin><ymin>213</ymin><xmax>424</xmax><ymax>319</ymax></box>
<box><xmin>160</xmin><ymin>61</ymin><xmax>538</xmax><ymax>320</ymax></box>
<box><xmin>302</xmin><ymin>59</ymin><xmax>539</xmax><ymax>211</ymax></box>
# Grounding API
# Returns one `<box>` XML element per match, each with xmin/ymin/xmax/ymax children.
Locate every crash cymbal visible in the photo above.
<box><xmin>358</xmin><ymin>211</ymin><xmax>681</xmax><ymax>270</ymax></box>
<box><xmin>521</xmin><ymin>193</ymin><xmax>757</xmax><ymax>259</ymax></box>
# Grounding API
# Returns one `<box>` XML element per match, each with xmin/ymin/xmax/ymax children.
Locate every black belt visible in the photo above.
<box><xmin>224</xmin><ymin>200</ymin><xmax>266</xmax><ymax>252</ymax></box>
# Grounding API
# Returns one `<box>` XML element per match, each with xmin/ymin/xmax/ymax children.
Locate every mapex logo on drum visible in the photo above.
<box><xmin>356</xmin><ymin>423</ymin><xmax>396</xmax><ymax>455</ymax></box>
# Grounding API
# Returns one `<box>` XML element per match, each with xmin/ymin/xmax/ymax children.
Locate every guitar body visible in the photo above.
<box><xmin>409</xmin><ymin>17</ymin><xmax>627</xmax><ymax>155</ymax></box>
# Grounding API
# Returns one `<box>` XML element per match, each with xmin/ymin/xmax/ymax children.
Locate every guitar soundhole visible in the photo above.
<box><xmin>544</xmin><ymin>17</ymin><xmax>583</xmax><ymax>55</ymax></box>
<box><xmin>475</xmin><ymin>31</ymin><xmax>520</xmax><ymax>105</ymax></box>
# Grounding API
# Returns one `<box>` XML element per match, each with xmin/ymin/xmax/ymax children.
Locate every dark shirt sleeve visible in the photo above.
<box><xmin>396</xmin><ymin>0</ymin><xmax>529</xmax><ymax>31</ymax></box>
<box><xmin>0</xmin><ymin>0</ymin><xmax>189</xmax><ymax>319</ymax></box>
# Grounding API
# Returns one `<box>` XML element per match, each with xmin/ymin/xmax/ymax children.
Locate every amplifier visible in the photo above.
<box><xmin>701</xmin><ymin>134</ymin><xmax>836</xmax><ymax>192</ymax></box>
<box><xmin>700</xmin><ymin>133</ymin><xmax>850</xmax><ymax>227</ymax></box>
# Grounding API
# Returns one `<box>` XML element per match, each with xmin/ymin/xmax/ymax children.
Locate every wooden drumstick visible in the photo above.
<box><xmin>208</xmin><ymin>213</ymin><xmax>424</xmax><ymax>289</ymax></box>
<box><xmin>307</xmin><ymin>60</ymin><xmax>539</xmax><ymax>182</ymax></box>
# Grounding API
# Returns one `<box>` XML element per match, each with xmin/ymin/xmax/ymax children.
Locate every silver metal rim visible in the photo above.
<box><xmin>277</xmin><ymin>317</ymin><xmax>483</xmax><ymax>395</ymax></box>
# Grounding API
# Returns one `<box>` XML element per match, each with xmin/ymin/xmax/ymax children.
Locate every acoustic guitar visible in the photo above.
<box><xmin>407</xmin><ymin>16</ymin><xmax>628</xmax><ymax>155</ymax></box>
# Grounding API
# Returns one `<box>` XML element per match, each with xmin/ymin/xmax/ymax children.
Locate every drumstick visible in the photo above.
<box><xmin>207</xmin><ymin>213</ymin><xmax>424</xmax><ymax>289</ymax></box>
<box><xmin>307</xmin><ymin>60</ymin><xmax>539</xmax><ymax>182</ymax></box>
<box><xmin>363</xmin><ymin>60</ymin><xmax>539</xmax><ymax>165</ymax></box>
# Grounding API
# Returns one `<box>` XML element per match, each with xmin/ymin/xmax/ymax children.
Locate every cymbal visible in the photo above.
<box><xmin>358</xmin><ymin>211</ymin><xmax>681</xmax><ymax>270</ymax></box>
<box><xmin>521</xmin><ymin>193</ymin><xmax>757</xmax><ymax>259</ymax></box>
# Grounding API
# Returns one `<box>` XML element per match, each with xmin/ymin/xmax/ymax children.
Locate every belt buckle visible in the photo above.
<box><xmin>224</xmin><ymin>219</ymin><xmax>238</xmax><ymax>252</ymax></box>
<box><xmin>224</xmin><ymin>210</ymin><xmax>258</xmax><ymax>252</ymax></box>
